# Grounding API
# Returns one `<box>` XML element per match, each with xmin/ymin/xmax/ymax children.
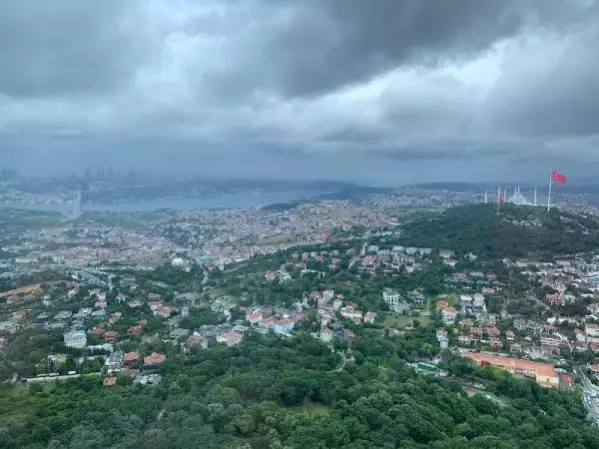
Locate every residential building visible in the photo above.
<box><xmin>123</xmin><ymin>352</ymin><xmax>140</xmax><ymax>365</ymax></box>
<box><xmin>54</xmin><ymin>311</ymin><xmax>72</xmax><ymax>322</ymax></box>
<box><xmin>322</xmin><ymin>290</ymin><xmax>335</xmax><ymax>303</ymax></box>
<box><xmin>489</xmin><ymin>340</ymin><xmax>503</xmax><ymax>350</ymax></box>
<box><xmin>246</xmin><ymin>310</ymin><xmax>264</xmax><ymax>324</ymax></box>
<box><xmin>540</xmin><ymin>335</ymin><xmax>563</xmax><ymax>347</ymax></box>
<box><xmin>0</xmin><ymin>321</ymin><xmax>19</xmax><ymax>334</ymax></box>
<box><xmin>217</xmin><ymin>332</ymin><xmax>243</xmax><ymax>346</ymax></box>
<box><xmin>364</xmin><ymin>312</ymin><xmax>377</xmax><ymax>324</ymax></box>
<box><xmin>185</xmin><ymin>334</ymin><xmax>207</xmax><ymax>349</ymax></box>
<box><xmin>339</xmin><ymin>307</ymin><xmax>362</xmax><ymax>324</ymax></box>
<box><xmin>473</xmin><ymin>293</ymin><xmax>486</xmax><ymax>309</ymax></box>
<box><xmin>128</xmin><ymin>325</ymin><xmax>143</xmax><ymax>336</ymax></box>
<box><xmin>486</xmin><ymin>326</ymin><xmax>501</xmax><ymax>340</ymax></box>
<box><xmin>104</xmin><ymin>351</ymin><xmax>124</xmax><ymax>372</ymax></box>
<box><xmin>439</xmin><ymin>250</ymin><xmax>454</xmax><ymax>259</ymax></box>
<box><xmin>64</xmin><ymin>330</ymin><xmax>87</xmax><ymax>349</ymax></box>
<box><xmin>274</xmin><ymin>318</ymin><xmax>295</xmax><ymax>334</ymax></box>
<box><xmin>320</xmin><ymin>327</ymin><xmax>333</xmax><ymax>343</ymax></box>
<box><xmin>91</xmin><ymin>309</ymin><xmax>106</xmax><ymax>319</ymax></box>
<box><xmin>586</xmin><ymin>323</ymin><xmax>599</xmax><ymax>339</ymax></box>
<box><xmin>103</xmin><ymin>331</ymin><xmax>118</xmax><ymax>343</ymax></box>
<box><xmin>442</xmin><ymin>307</ymin><xmax>457</xmax><ymax>325</ymax></box>
<box><xmin>383</xmin><ymin>289</ymin><xmax>410</xmax><ymax>313</ymax></box>
<box><xmin>463</xmin><ymin>352</ymin><xmax>559</xmax><ymax>388</ymax></box>
<box><xmin>144</xmin><ymin>352</ymin><xmax>166</xmax><ymax>366</ymax></box>
<box><xmin>156</xmin><ymin>306</ymin><xmax>173</xmax><ymax>318</ymax></box>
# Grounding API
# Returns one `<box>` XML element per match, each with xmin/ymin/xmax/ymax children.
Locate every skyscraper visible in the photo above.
<box><xmin>72</xmin><ymin>190</ymin><xmax>82</xmax><ymax>218</ymax></box>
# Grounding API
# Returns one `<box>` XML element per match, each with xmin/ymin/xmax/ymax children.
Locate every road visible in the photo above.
<box><xmin>575</xmin><ymin>366</ymin><xmax>599</xmax><ymax>426</ymax></box>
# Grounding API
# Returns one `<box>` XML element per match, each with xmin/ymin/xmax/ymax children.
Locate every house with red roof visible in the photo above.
<box><xmin>156</xmin><ymin>306</ymin><xmax>173</xmax><ymax>318</ymax></box>
<box><xmin>216</xmin><ymin>332</ymin><xmax>243</xmax><ymax>347</ymax></box>
<box><xmin>185</xmin><ymin>334</ymin><xmax>206</xmax><ymax>349</ymax></box>
<box><xmin>104</xmin><ymin>376</ymin><xmax>118</xmax><ymax>387</ymax></box>
<box><xmin>103</xmin><ymin>331</ymin><xmax>118</xmax><ymax>343</ymax></box>
<box><xmin>127</xmin><ymin>325</ymin><xmax>143</xmax><ymax>336</ymax></box>
<box><xmin>144</xmin><ymin>352</ymin><xmax>166</xmax><ymax>366</ymax></box>
<box><xmin>486</xmin><ymin>326</ymin><xmax>501</xmax><ymax>340</ymax></box>
<box><xmin>148</xmin><ymin>301</ymin><xmax>163</xmax><ymax>312</ymax></box>
<box><xmin>123</xmin><ymin>352</ymin><xmax>140</xmax><ymax>364</ymax></box>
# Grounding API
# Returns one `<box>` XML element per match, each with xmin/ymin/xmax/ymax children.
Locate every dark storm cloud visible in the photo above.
<box><xmin>210</xmin><ymin>0</ymin><xmax>593</xmax><ymax>98</ymax></box>
<box><xmin>0</xmin><ymin>0</ymin><xmax>143</xmax><ymax>97</ymax></box>
<box><xmin>1</xmin><ymin>0</ymin><xmax>599</xmax><ymax>182</ymax></box>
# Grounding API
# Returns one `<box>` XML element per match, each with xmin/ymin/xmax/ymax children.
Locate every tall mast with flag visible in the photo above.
<box><xmin>496</xmin><ymin>186</ymin><xmax>503</xmax><ymax>214</ymax></box>
<box><xmin>548</xmin><ymin>170</ymin><xmax>567</xmax><ymax>211</ymax></box>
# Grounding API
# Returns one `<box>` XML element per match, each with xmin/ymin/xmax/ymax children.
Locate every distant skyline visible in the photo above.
<box><xmin>1</xmin><ymin>1</ymin><xmax>598</xmax><ymax>184</ymax></box>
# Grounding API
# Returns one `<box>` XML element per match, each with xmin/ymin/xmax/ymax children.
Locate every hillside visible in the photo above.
<box><xmin>399</xmin><ymin>204</ymin><xmax>599</xmax><ymax>259</ymax></box>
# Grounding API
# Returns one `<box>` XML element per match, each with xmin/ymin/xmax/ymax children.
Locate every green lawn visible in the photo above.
<box><xmin>208</xmin><ymin>288</ymin><xmax>227</xmax><ymax>299</ymax></box>
<box><xmin>384</xmin><ymin>315</ymin><xmax>431</xmax><ymax>329</ymax></box>
<box><xmin>259</xmin><ymin>234</ymin><xmax>296</xmax><ymax>245</ymax></box>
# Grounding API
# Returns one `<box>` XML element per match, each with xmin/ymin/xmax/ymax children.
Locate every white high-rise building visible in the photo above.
<box><xmin>72</xmin><ymin>190</ymin><xmax>82</xmax><ymax>218</ymax></box>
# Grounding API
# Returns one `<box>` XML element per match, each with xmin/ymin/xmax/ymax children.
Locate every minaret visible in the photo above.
<box><xmin>484</xmin><ymin>190</ymin><xmax>488</xmax><ymax>204</ymax></box>
<box><xmin>504</xmin><ymin>188</ymin><xmax>507</xmax><ymax>203</ymax></box>
<box><xmin>534</xmin><ymin>188</ymin><xmax>537</xmax><ymax>206</ymax></box>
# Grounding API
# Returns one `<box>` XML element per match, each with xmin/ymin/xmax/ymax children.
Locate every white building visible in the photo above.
<box><xmin>64</xmin><ymin>330</ymin><xmax>87</xmax><ymax>349</ymax></box>
<box><xmin>383</xmin><ymin>289</ymin><xmax>410</xmax><ymax>314</ymax></box>
<box><xmin>442</xmin><ymin>308</ymin><xmax>458</xmax><ymax>325</ymax></box>
<box><xmin>322</xmin><ymin>290</ymin><xmax>335</xmax><ymax>303</ymax></box>
<box><xmin>320</xmin><ymin>327</ymin><xmax>333</xmax><ymax>343</ymax></box>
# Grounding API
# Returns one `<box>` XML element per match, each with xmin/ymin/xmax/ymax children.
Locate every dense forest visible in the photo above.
<box><xmin>398</xmin><ymin>204</ymin><xmax>599</xmax><ymax>259</ymax></box>
<box><xmin>1</xmin><ymin>327</ymin><xmax>598</xmax><ymax>449</ymax></box>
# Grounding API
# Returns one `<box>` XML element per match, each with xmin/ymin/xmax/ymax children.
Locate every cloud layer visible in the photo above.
<box><xmin>1</xmin><ymin>0</ymin><xmax>598</xmax><ymax>181</ymax></box>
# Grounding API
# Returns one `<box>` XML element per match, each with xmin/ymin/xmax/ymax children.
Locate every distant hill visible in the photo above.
<box><xmin>399</xmin><ymin>203</ymin><xmax>599</xmax><ymax>259</ymax></box>
<box><xmin>408</xmin><ymin>182</ymin><xmax>483</xmax><ymax>192</ymax></box>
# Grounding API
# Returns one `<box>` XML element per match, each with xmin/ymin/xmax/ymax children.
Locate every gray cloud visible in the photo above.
<box><xmin>199</xmin><ymin>0</ymin><xmax>594</xmax><ymax>99</ymax></box>
<box><xmin>0</xmin><ymin>0</ymin><xmax>145</xmax><ymax>97</ymax></box>
<box><xmin>0</xmin><ymin>0</ymin><xmax>598</xmax><ymax>183</ymax></box>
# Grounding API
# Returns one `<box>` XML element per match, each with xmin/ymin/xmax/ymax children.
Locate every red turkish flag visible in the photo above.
<box><xmin>551</xmin><ymin>171</ymin><xmax>567</xmax><ymax>184</ymax></box>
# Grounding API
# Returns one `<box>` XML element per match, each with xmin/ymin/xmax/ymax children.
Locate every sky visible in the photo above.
<box><xmin>0</xmin><ymin>0</ymin><xmax>598</xmax><ymax>185</ymax></box>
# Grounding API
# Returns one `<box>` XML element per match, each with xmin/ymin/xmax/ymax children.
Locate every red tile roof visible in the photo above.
<box><xmin>144</xmin><ymin>352</ymin><xmax>166</xmax><ymax>365</ymax></box>
<box><xmin>123</xmin><ymin>352</ymin><xmax>140</xmax><ymax>363</ymax></box>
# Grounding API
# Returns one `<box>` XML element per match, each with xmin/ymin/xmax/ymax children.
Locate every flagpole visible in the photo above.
<box><xmin>547</xmin><ymin>169</ymin><xmax>552</xmax><ymax>212</ymax></box>
<box><xmin>496</xmin><ymin>186</ymin><xmax>500</xmax><ymax>214</ymax></box>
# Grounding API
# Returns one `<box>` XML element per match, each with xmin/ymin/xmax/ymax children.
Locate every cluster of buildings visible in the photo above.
<box><xmin>462</xmin><ymin>352</ymin><xmax>559</xmax><ymax>388</ymax></box>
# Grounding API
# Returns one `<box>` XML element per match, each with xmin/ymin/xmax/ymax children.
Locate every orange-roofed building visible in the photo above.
<box><xmin>123</xmin><ymin>352</ymin><xmax>140</xmax><ymax>364</ymax></box>
<box><xmin>144</xmin><ymin>352</ymin><xmax>166</xmax><ymax>366</ymax></box>
<box><xmin>103</xmin><ymin>331</ymin><xmax>118</xmax><ymax>343</ymax></box>
<box><xmin>128</xmin><ymin>325</ymin><xmax>143</xmax><ymax>336</ymax></box>
<box><xmin>436</xmin><ymin>300</ymin><xmax>449</xmax><ymax>311</ymax></box>
<box><xmin>463</xmin><ymin>352</ymin><xmax>558</xmax><ymax>388</ymax></box>
<box><xmin>104</xmin><ymin>376</ymin><xmax>118</xmax><ymax>387</ymax></box>
<box><xmin>156</xmin><ymin>306</ymin><xmax>173</xmax><ymax>318</ymax></box>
